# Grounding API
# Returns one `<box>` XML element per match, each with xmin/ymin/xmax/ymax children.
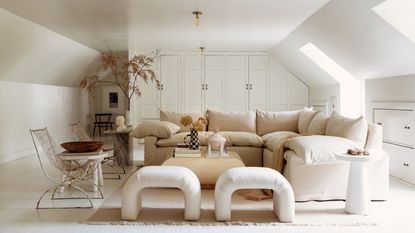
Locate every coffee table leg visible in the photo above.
<box><xmin>345</xmin><ymin>161</ymin><xmax>370</xmax><ymax>215</ymax></box>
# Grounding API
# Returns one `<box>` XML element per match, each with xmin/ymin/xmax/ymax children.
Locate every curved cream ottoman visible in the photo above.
<box><xmin>215</xmin><ymin>167</ymin><xmax>295</xmax><ymax>222</ymax></box>
<box><xmin>121</xmin><ymin>166</ymin><xmax>201</xmax><ymax>221</ymax></box>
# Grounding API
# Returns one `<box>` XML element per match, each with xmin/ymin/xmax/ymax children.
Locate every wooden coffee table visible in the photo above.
<box><xmin>162</xmin><ymin>151</ymin><xmax>245</xmax><ymax>188</ymax></box>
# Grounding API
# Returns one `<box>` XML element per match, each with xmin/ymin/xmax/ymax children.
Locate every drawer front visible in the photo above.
<box><xmin>384</xmin><ymin>142</ymin><xmax>415</xmax><ymax>184</ymax></box>
<box><xmin>374</xmin><ymin>109</ymin><xmax>415</xmax><ymax>146</ymax></box>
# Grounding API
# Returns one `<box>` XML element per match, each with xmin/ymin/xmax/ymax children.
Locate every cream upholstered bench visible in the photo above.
<box><xmin>214</xmin><ymin>167</ymin><xmax>295</xmax><ymax>222</ymax></box>
<box><xmin>121</xmin><ymin>166</ymin><xmax>201</xmax><ymax>221</ymax></box>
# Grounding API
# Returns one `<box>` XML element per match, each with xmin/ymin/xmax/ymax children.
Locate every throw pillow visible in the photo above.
<box><xmin>298</xmin><ymin>109</ymin><xmax>318</xmax><ymax>134</ymax></box>
<box><xmin>325</xmin><ymin>111</ymin><xmax>368</xmax><ymax>148</ymax></box>
<box><xmin>159</xmin><ymin>109</ymin><xmax>206</xmax><ymax>132</ymax></box>
<box><xmin>256</xmin><ymin>110</ymin><xmax>301</xmax><ymax>136</ymax></box>
<box><xmin>130</xmin><ymin>121</ymin><xmax>180</xmax><ymax>139</ymax></box>
<box><xmin>307</xmin><ymin>112</ymin><xmax>329</xmax><ymax>135</ymax></box>
<box><xmin>207</xmin><ymin>110</ymin><xmax>256</xmax><ymax>133</ymax></box>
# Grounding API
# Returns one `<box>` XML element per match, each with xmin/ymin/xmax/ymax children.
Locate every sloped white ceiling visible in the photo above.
<box><xmin>0</xmin><ymin>0</ymin><xmax>329</xmax><ymax>52</ymax></box>
<box><xmin>272</xmin><ymin>0</ymin><xmax>415</xmax><ymax>87</ymax></box>
<box><xmin>0</xmin><ymin>8</ymin><xmax>100</xmax><ymax>86</ymax></box>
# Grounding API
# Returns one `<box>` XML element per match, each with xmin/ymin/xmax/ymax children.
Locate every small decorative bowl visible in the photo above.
<box><xmin>60</xmin><ymin>141</ymin><xmax>103</xmax><ymax>153</ymax></box>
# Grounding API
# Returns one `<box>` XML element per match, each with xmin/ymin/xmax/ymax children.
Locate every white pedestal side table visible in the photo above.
<box><xmin>335</xmin><ymin>154</ymin><xmax>372</xmax><ymax>215</ymax></box>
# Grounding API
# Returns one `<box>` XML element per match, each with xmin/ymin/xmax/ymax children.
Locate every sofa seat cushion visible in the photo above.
<box><xmin>285</xmin><ymin>135</ymin><xmax>359</xmax><ymax>164</ymax></box>
<box><xmin>156</xmin><ymin>131</ymin><xmax>263</xmax><ymax>147</ymax></box>
<box><xmin>262</xmin><ymin>131</ymin><xmax>299</xmax><ymax>151</ymax></box>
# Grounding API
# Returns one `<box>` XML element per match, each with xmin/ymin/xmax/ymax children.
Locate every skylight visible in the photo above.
<box><xmin>373</xmin><ymin>0</ymin><xmax>415</xmax><ymax>44</ymax></box>
<box><xmin>299</xmin><ymin>42</ymin><xmax>357</xmax><ymax>86</ymax></box>
<box><xmin>299</xmin><ymin>42</ymin><xmax>362</xmax><ymax>118</ymax></box>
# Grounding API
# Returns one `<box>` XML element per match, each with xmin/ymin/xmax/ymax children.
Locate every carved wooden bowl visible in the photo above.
<box><xmin>61</xmin><ymin>141</ymin><xmax>103</xmax><ymax>153</ymax></box>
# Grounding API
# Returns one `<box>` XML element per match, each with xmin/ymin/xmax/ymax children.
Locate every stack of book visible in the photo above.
<box><xmin>174</xmin><ymin>146</ymin><xmax>201</xmax><ymax>158</ymax></box>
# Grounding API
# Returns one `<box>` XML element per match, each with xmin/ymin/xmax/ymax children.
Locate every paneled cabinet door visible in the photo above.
<box><xmin>374</xmin><ymin>109</ymin><xmax>414</xmax><ymax>146</ymax></box>
<box><xmin>226</xmin><ymin>55</ymin><xmax>249</xmax><ymax>111</ymax></box>
<box><xmin>249</xmin><ymin>55</ymin><xmax>268</xmax><ymax>111</ymax></box>
<box><xmin>183</xmin><ymin>55</ymin><xmax>204</xmax><ymax>113</ymax></box>
<box><xmin>160</xmin><ymin>55</ymin><xmax>181</xmax><ymax>112</ymax></box>
<box><xmin>204</xmin><ymin>55</ymin><xmax>225</xmax><ymax>111</ymax></box>
<box><xmin>138</xmin><ymin>57</ymin><xmax>160</xmax><ymax>119</ymax></box>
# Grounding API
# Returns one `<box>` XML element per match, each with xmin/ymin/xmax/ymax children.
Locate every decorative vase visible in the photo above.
<box><xmin>125</xmin><ymin>110</ymin><xmax>133</xmax><ymax>127</ymax></box>
<box><xmin>185</xmin><ymin>128</ymin><xmax>200</xmax><ymax>150</ymax></box>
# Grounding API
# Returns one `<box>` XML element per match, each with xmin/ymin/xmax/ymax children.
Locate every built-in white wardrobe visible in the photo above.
<box><xmin>373</xmin><ymin>102</ymin><xmax>415</xmax><ymax>184</ymax></box>
<box><xmin>135</xmin><ymin>52</ymin><xmax>309</xmax><ymax>120</ymax></box>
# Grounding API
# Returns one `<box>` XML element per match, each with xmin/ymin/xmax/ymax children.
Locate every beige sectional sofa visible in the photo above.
<box><xmin>132</xmin><ymin>109</ymin><xmax>389</xmax><ymax>201</ymax></box>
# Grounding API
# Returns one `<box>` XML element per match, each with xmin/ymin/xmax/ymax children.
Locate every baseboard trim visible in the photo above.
<box><xmin>0</xmin><ymin>147</ymin><xmax>35</xmax><ymax>164</ymax></box>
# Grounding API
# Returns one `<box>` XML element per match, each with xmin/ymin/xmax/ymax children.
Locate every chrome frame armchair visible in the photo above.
<box><xmin>30</xmin><ymin>128</ymin><xmax>103</xmax><ymax>209</ymax></box>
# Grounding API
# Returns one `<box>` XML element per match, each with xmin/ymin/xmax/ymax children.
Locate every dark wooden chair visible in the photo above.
<box><xmin>93</xmin><ymin>113</ymin><xmax>114</xmax><ymax>137</ymax></box>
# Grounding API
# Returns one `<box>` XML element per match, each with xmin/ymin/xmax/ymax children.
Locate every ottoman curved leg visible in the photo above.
<box><xmin>273</xmin><ymin>176</ymin><xmax>295</xmax><ymax>222</ymax></box>
<box><xmin>214</xmin><ymin>175</ymin><xmax>234</xmax><ymax>221</ymax></box>
<box><xmin>121</xmin><ymin>174</ymin><xmax>142</xmax><ymax>220</ymax></box>
<box><xmin>183</xmin><ymin>188</ymin><xmax>201</xmax><ymax>220</ymax></box>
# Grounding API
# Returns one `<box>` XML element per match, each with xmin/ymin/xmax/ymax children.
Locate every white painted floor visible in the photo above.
<box><xmin>0</xmin><ymin>144</ymin><xmax>414</xmax><ymax>233</ymax></box>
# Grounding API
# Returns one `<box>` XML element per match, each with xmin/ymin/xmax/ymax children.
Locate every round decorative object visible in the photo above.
<box><xmin>61</xmin><ymin>141</ymin><xmax>103</xmax><ymax>153</ymax></box>
<box><xmin>207</xmin><ymin>130</ymin><xmax>226</xmax><ymax>156</ymax></box>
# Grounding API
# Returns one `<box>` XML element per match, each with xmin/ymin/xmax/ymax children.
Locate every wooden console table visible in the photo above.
<box><xmin>104</xmin><ymin>128</ymin><xmax>133</xmax><ymax>166</ymax></box>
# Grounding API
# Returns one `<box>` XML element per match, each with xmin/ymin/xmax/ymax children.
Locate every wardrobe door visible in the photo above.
<box><xmin>160</xmin><ymin>55</ymin><xmax>181</xmax><ymax>112</ymax></box>
<box><xmin>138</xmin><ymin>57</ymin><xmax>160</xmax><ymax>119</ymax></box>
<box><xmin>249</xmin><ymin>55</ymin><xmax>268</xmax><ymax>111</ymax></box>
<box><xmin>183</xmin><ymin>55</ymin><xmax>204</xmax><ymax>113</ymax></box>
<box><xmin>204</xmin><ymin>55</ymin><xmax>225</xmax><ymax>111</ymax></box>
<box><xmin>226</xmin><ymin>55</ymin><xmax>249</xmax><ymax>111</ymax></box>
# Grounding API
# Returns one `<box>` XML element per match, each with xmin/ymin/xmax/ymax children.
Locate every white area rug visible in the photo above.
<box><xmin>84</xmin><ymin>188</ymin><xmax>376</xmax><ymax>226</ymax></box>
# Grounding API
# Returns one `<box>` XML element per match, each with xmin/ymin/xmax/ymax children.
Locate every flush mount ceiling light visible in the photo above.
<box><xmin>192</xmin><ymin>11</ymin><xmax>203</xmax><ymax>26</ymax></box>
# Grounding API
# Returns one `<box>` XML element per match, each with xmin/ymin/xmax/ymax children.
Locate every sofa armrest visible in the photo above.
<box><xmin>144</xmin><ymin>136</ymin><xmax>158</xmax><ymax>166</ymax></box>
<box><xmin>365</xmin><ymin>123</ymin><xmax>382</xmax><ymax>150</ymax></box>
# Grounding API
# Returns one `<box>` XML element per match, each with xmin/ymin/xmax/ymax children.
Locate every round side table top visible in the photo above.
<box><xmin>335</xmin><ymin>153</ymin><xmax>372</xmax><ymax>162</ymax></box>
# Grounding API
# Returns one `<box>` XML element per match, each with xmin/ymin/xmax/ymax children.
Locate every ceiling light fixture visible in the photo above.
<box><xmin>192</xmin><ymin>11</ymin><xmax>203</xmax><ymax>26</ymax></box>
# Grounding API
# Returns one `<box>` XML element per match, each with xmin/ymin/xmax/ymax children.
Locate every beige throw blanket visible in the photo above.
<box><xmin>240</xmin><ymin>134</ymin><xmax>308</xmax><ymax>201</ymax></box>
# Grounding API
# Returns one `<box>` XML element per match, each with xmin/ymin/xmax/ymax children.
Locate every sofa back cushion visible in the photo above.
<box><xmin>256</xmin><ymin>110</ymin><xmax>301</xmax><ymax>136</ymax></box>
<box><xmin>325</xmin><ymin>111</ymin><xmax>368</xmax><ymax>148</ymax></box>
<box><xmin>307</xmin><ymin>112</ymin><xmax>329</xmax><ymax>135</ymax></box>
<box><xmin>131</xmin><ymin>121</ymin><xmax>180</xmax><ymax>139</ymax></box>
<box><xmin>159</xmin><ymin>109</ymin><xmax>206</xmax><ymax>132</ymax></box>
<box><xmin>207</xmin><ymin>110</ymin><xmax>256</xmax><ymax>133</ymax></box>
<box><xmin>298</xmin><ymin>110</ymin><xmax>319</xmax><ymax>134</ymax></box>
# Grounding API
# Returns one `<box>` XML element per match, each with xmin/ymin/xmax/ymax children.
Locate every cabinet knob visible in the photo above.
<box><xmin>206</xmin><ymin>84</ymin><xmax>208</xmax><ymax>90</ymax></box>
<box><xmin>202</xmin><ymin>84</ymin><xmax>205</xmax><ymax>90</ymax></box>
<box><xmin>377</xmin><ymin>122</ymin><xmax>382</xmax><ymax>126</ymax></box>
<box><xmin>250</xmin><ymin>83</ymin><xmax>252</xmax><ymax>90</ymax></box>
<box><xmin>403</xmin><ymin>163</ymin><xmax>410</xmax><ymax>167</ymax></box>
<box><xmin>246</xmin><ymin>83</ymin><xmax>249</xmax><ymax>90</ymax></box>
<box><xmin>404</xmin><ymin>126</ymin><xmax>411</xmax><ymax>130</ymax></box>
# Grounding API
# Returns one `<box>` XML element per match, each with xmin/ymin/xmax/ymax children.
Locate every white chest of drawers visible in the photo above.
<box><xmin>373</xmin><ymin>102</ymin><xmax>415</xmax><ymax>184</ymax></box>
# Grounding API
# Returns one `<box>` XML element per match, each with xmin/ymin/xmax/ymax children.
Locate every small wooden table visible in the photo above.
<box><xmin>162</xmin><ymin>151</ymin><xmax>245</xmax><ymax>188</ymax></box>
<box><xmin>104</xmin><ymin>128</ymin><xmax>133</xmax><ymax>166</ymax></box>
<box><xmin>335</xmin><ymin>154</ymin><xmax>372</xmax><ymax>215</ymax></box>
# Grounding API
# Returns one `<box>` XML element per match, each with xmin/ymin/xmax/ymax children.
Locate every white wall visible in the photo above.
<box><xmin>0</xmin><ymin>81</ymin><xmax>88</xmax><ymax>164</ymax></box>
<box><xmin>0</xmin><ymin>9</ymin><xmax>100</xmax><ymax>163</ymax></box>
<box><xmin>310</xmin><ymin>84</ymin><xmax>339</xmax><ymax>114</ymax></box>
<box><xmin>365</xmin><ymin>75</ymin><xmax>415</xmax><ymax>123</ymax></box>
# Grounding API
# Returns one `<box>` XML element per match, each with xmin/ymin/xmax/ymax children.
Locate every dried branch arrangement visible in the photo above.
<box><xmin>80</xmin><ymin>50</ymin><xmax>160</xmax><ymax>110</ymax></box>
